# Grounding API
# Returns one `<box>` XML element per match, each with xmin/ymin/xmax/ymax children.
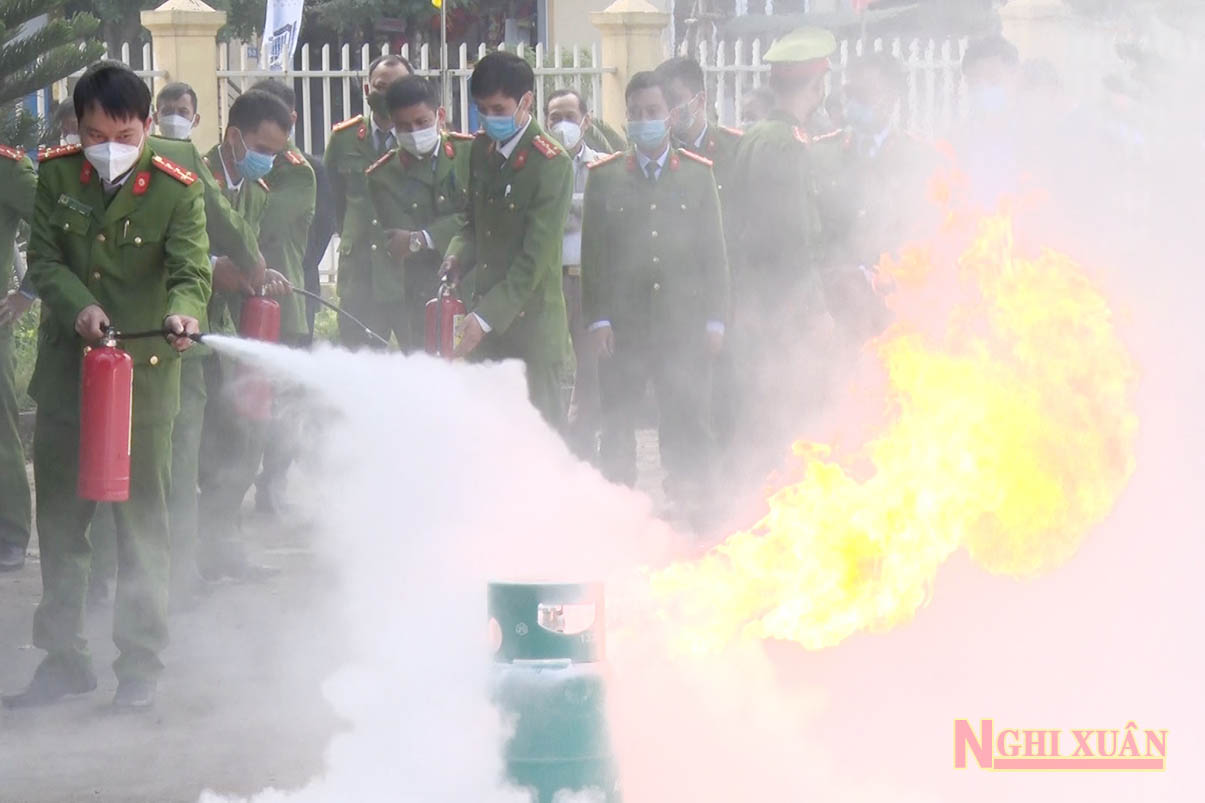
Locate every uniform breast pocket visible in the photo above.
<box><xmin>116</xmin><ymin>219</ymin><xmax>163</xmax><ymax>275</ymax></box>
<box><xmin>49</xmin><ymin>204</ymin><xmax>91</xmax><ymax>239</ymax></box>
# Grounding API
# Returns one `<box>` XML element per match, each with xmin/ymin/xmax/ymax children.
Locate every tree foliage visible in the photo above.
<box><xmin>1</xmin><ymin>0</ymin><xmax>106</xmax><ymax>145</ymax></box>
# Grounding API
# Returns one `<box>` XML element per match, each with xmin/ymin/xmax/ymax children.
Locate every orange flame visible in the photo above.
<box><xmin>650</xmin><ymin>212</ymin><xmax>1137</xmax><ymax>654</ymax></box>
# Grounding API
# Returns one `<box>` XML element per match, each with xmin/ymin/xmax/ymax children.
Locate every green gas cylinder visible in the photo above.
<box><xmin>489</xmin><ymin>581</ymin><xmax>619</xmax><ymax>802</ymax></box>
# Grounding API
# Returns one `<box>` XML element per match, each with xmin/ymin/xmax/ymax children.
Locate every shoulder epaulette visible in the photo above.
<box><xmin>0</xmin><ymin>144</ymin><xmax>24</xmax><ymax>161</ymax></box>
<box><xmin>531</xmin><ymin>134</ymin><xmax>560</xmax><ymax>159</ymax></box>
<box><xmin>331</xmin><ymin>115</ymin><xmax>364</xmax><ymax>133</ymax></box>
<box><xmin>679</xmin><ymin>149</ymin><xmax>714</xmax><ymax>167</ymax></box>
<box><xmin>718</xmin><ymin>125</ymin><xmax>744</xmax><ymax>138</ymax></box>
<box><xmin>151</xmin><ymin>154</ymin><xmax>198</xmax><ymax>185</ymax></box>
<box><xmin>257</xmin><ymin>178</ymin><xmax>271</xmax><ymax>192</ymax></box>
<box><xmin>812</xmin><ymin>129</ymin><xmax>843</xmax><ymax>144</ymax></box>
<box><xmin>284</xmin><ymin>150</ymin><xmax>306</xmax><ymax>166</ymax></box>
<box><xmin>40</xmin><ymin>143</ymin><xmax>81</xmax><ymax>161</ymax></box>
<box><xmin>447</xmin><ymin>131</ymin><xmax>474</xmax><ymax>141</ymax></box>
<box><xmin>793</xmin><ymin>127</ymin><xmax>810</xmax><ymax>145</ymax></box>
<box><xmin>587</xmin><ymin>151</ymin><xmax>624</xmax><ymax>170</ymax></box>
<box><xmin>365</xmin><ymin>151</ymin><xmax>393</xmax><ymax>175</ymax></box>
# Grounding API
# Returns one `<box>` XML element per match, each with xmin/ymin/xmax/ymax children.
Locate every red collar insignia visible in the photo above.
<box><xmin>79</xmin><ymin>160</ymin><xmax>93</xmax><ymax>185</ymax></box>
<box><xmin>444</xmin><ymin>140</ymin><xmax>455</xmax><ymax>159</ymax></box>
<box><xmin>132</xmin><ymin>171</ymin><xmax>151</xmax><ymax>196</ymax></box>
<box><xmin>625</xmin><ymin>154</ymin><xmax>637</xmax><ymax>172</ymax></box>
<box><xmin>513</xmin><ymin>149</ymin><xmax>528</xmax><ymax>170</ymax></box>
<box><xmin>357</xmin><ymin>125</ymin><xmax>366</xmax><ymax>141</ymax></box>
<box><xmin>668</xmin><ymin>151</ymin><xmax>680</xmax><ymax>171</ymax></box>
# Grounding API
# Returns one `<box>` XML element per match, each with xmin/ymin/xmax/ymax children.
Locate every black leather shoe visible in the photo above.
<box><xmin>112</xmin><ymin>677</ymin><xmax>156</xmax><ymax>711</ymax></box>
<box><xmin>0</xmin><ymin>543</ymin><xmax>25</xmax><ymax>572</ymax></box>
<box><xmin>2</xmin><ymin>656</ymin><xmax>97</xmax><ymax>709</ymax></box>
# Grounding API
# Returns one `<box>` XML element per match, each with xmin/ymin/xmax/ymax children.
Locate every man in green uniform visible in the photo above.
<box><xmin>0</xmin><ymin>145</ymin><xmax>37</xmax><ymax>571</ymax></box>
<box><xmin>656</xmin><ymin>57</ymin><xmax>743</xmax><ymax>201</ymax></box>
<box><xmin>247</xmin><ymin>79</ymin><xmax>317</xmax><ymax>514</ymax></box>
<box><xmin>655</xmin><ymin>56</ymin><xmax>745</xmax><ymax>452</ymax></box>
<box><xmin>3</xmin><ymin>62</ymin><xmax>210</xmax><ymax>710</ymax></box>
<box><xmin>725</xmin><ymin>26</ymin><xmax>841</xmax><ymax>480</ymax></box>
<box><xmin>324</xmin><ymin>54</ymin><xmax>412</xmax><ymax>348</ymax></box>
<box><xmin>88</xmin><ymin>89</ymin><xmax>268</xmax><ymax>607</ymax></box>
<box><xmin>364</xmin><ymin>75</ymin><xmax>471</xmax><ymax>351</ymax></box>
<box><xmin>196</xmin><ymin>90</ymin><xmax>292</xmax><ymax>581</ymax></box>
<box><xmin>153</xmin><ymin>81</ymin><xmax>200</xmax><ymax>141</ymax></box>
<box><xmin>582</xmin><ymin>71</ymin><xmax>729</xmax><ymax>511</ymax></box>
<box><xmin>443</xmin><ymin>52</ymin><xmax>574</xmax><ymax>429</ymax></box>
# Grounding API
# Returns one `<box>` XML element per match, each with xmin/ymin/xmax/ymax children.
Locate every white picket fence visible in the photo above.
<box><xmin>217</xmin><ymin>40</ymin><xmax>612</xmax><ymax>157</ymax></box>
<box><xmin>37</xmin><ymin>42</ymin><xmax>164</xmax><ymax>122</ymax></box>
<box><xmin>698</xmin><ymin>36</ymin><xmax>970</xmax><ymax>139</ymax></box>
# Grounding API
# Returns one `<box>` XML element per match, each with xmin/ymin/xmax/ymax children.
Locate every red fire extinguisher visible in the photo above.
<box><xmin>233</xmin><ymin>292</ymin><xmax>281</xmax><ymax>420</ymax></box>
<box><xmin>425</xmin><ymin>272</ymin><xmax>466</xmax><ymax>359</ymax></box>
<box><xmin>78</xmin><ymin>329</ymin><xmax>133</xmax><ymax>502</ymax></box>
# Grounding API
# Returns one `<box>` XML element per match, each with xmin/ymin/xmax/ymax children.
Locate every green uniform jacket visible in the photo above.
<box><xmin>364</xmin><ymin>132</ymin><xmax>472</xmax><ymax>305</ymax></box>
<box><xmin>446</xmin><ymin>122</ymin><xmax>574</xmax><ymax>369</ymax></box>
<box><xmin>148</xmin><ymin>135</ymin><xmax>261</xmax><ymax>276</ymax></box>
<box><xmin>727</xmin><ymin>109</ymin><xmax>839</xmax><ymax>303</ymax></box>
<box><xmin>675</xmin><ymin>122</ymin><xmax>743</xmax><ymax>202</ymax></box>
<box><xmin>26</xmin><ymin>143</ymin><xmax>212</xmax><ymax>425</ymax></box>
<box><xmin>259</xmin><ymin>143</ymin><xmax>316</xmax><ymax>337</ymax></box>
<box><xmin>581</xmin><ymin>147</ymin><xmax>730</xmax><ymax>342</ymax></box>
<box><xmin>325</xmin><ymin>115</ymin><xmax>396</xmax><ymax>300</ymax></box>
<box><xmin>202</xmin><ymin>145</ymin><xmax>272</xmax><ymax>337</ymax></box>
<box><xmin>0</xmin><ymin>147</ymin><xmax>36</xmax><ymax>293</ymax></box>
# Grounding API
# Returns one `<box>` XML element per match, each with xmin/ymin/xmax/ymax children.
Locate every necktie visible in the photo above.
<box><xmin>376</xmin><ymin>130</ymin><xmax>394</xmax><ymax>155</ymax></box>
<box><xmin>645</xmin><ymin>163</ymin><xmax>658</xmax><ymax>183</ymax></box>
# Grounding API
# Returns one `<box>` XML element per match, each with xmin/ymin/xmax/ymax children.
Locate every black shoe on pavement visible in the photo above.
<box><xmin>1</xmin><ymin>656</ymin><xmax>97</xmax><ymax>709</ymax></box>
<box><xmin>0</xmin><ymin>543</ymin><xmax>25</xmax><ymax>572</ymax></box>
<box><xmin>112</xmin><ymin>677</ymin><xmax>156</xmax><ymax>711</ymax></box>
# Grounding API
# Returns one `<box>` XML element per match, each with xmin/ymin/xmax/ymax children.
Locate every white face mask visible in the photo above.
<box><xmin>157</xmin><ymin>113</ymin><xmax>194</xmax><ymax>140</ymax></box>
<box><xmin>84</xmin><ymin>138</ymin><xmax>143</xmax><ymax>183</ymax></box>
<box><xmin>62</xmin><ymin>133</ymin><xmax>80</xmax><ymax>146</ymax></box>
<box><xmin>396</xmin><ymin>123</ymin><xmax>441</xmax><ymax>158</ymax></box>
<box><xmin>551</xmin><ymin>120</ymin><xmax>582</xmax><ymax>151</ymax></box>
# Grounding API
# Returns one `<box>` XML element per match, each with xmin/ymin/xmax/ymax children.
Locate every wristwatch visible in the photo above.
<box><xmin>409</xmin><ymin>231</ymin><xmax>425</xmax><ymax>253</ymax></box>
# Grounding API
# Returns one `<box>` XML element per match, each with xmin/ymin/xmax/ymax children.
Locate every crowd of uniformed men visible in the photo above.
<box><xmin>0</xmin><ymin>26</ymin><xmax>1016</xmax><ymax>709</ymax></box>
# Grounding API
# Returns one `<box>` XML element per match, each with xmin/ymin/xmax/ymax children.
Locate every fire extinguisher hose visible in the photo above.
<box><xmin>290</xmin><ymin>287</ymin><xmax>391</xmax><ymax>348</ymax></box>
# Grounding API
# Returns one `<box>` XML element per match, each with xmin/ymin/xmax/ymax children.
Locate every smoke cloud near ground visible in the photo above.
<box><xmin>199</xmin><ymin>11</ymin><xmax>1205</xmax><ymax>803</ymax></box>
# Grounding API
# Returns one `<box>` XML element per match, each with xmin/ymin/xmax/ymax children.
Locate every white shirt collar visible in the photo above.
<box><xmin>498</xmin><ymin>117</ymin><xmax>533</xmax><ymax>160</ymax></box>
<box><xmin>573</xmin><ymin>141</ymin><xmax>601</xmax><ymax>167</ymax></box>
<box><xmin>218</xmin><ymin>146</ymin><xmax>244</xmax><ymax>192</ymax></box>
<box><xmin>635</xmin><ymin>143</ymin><xmax>670</xmax><ymax>175</ymax></box>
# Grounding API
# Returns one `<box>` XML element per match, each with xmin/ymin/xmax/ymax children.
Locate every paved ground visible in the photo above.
<box><xmin>0</xmin><ymin>432</ymin><xmax>670</xmax><ymax>803</ymax></box>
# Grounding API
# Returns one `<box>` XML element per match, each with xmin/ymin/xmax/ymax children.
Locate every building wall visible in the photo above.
<box><xmin>547</xmin><ymin>0</ymin><xmax>673</xmax><ymax>46</ymax></box>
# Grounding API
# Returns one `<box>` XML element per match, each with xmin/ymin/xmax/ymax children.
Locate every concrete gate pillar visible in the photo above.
<box><xmin>141</xmin><ymin>0</ymin><xmax>227</xmax><ymax>152</ymax></box>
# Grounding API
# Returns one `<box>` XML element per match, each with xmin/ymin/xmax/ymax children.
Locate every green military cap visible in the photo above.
<box><xmin>764</xmin><ymin>26</ymin><xmax>838</xmax><ymax>69</ymax></box>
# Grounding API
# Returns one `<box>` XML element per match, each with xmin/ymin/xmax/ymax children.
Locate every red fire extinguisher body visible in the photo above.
<box><xmin>78</xmin><ymin>343</ymin><xmax>134</xmax><ymax>502</ymax></box>
<box><xmin>234</xmin><ymin>295</ymin><xmax>281</xmax><ymax>420</ymax></box>
<box><xmin>425</xmin><ymin>284</ymin><xmax>466</xmax><ymax>359</ymax></box>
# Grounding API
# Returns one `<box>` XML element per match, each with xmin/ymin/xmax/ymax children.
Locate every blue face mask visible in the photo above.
<box><xmin>626</xmin><ymin>118</ymin><xmax>669</xmax><ymax>150</ymax></box>
<box><xmin>236</xmin><ymin>132</ymin><xmax>276</xmax><ymax>180</ymax></box>
<box><xmin>483</xmin><ymin>112</ymin><xmax>520</xmax><ymax>142</ymax></box>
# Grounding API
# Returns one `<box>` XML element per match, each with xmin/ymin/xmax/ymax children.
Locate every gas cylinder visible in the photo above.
<box><xmin>234</xmin><ymin>293</ymin><xmax>281</xmax><ymax>420</ymax></box>
<box><xmin>489</xmin><ymin>582</ymin><xmax>619</xmax><ymax>802</ymax></box>
<box><xmin>78</xmin><ymin>330</ymin><xmax>133</xmax><ymax>502</ymax></box>
<box><xmin>425</xmin><ymin>279</ymin><xmax>466</xmax><ymax>359</ymax></box>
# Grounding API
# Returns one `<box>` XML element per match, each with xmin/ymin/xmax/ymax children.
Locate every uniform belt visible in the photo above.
<box><xmin>563</xmin><ymin>265</ymin><xmax>582</xmax><ymax>277</ymax></box>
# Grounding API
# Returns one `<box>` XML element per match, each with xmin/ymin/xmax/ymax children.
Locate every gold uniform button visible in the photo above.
<box><xmin>652</xmin><ymin>256</ymin><xmax>660</xmax><ymax>264</ymax></box>
<box><xmin>438</xmin><ymin>195</ymin><xmax>446</xmax><ymax>203</ymax></box>
<box><xmin>650</xmin><ymin>203</ymin><xmax>657</xmax><ymax>210</ymax></box>
<box><xmin>62</xmin><ymin>223</ymin><xmax>70</xmax><ymax>231</ymax></box>
<box><xmin>651</xmin><ymin>230</ymin><xmax>658</xmax><ymax>238</ymax></box>
<box><xmin>371</xmin><ymin>219</ymin><xmax>379</xmax><ymax>226</ymax></box>
<box><xmin>371</xmin><ymin>244</ymin><xmax>378</xmax><ymax>251</ymax></box>
<box><xmin>96</xmin><ymin>233</ymin><xmax>106</xmax><ymax>243</ymax></box>
<box><xmin>680</xmin><ymin>204</ymin><xmax>688</xmax><ymax>211</ymax></box>
<box><xmin>133</xmin><ymin>236</ymin><xmax>143</xmax><ymax>245</ymax></box>
<box><xmin>149</xmin><ymin>355</ymin><xmax>159</xmax><ymax>366</ymax></box>
<box><xmin>411</xmin><ymin>202</ymin><xmax>419</xmax><ymax>209</ymax></box>
<box><xmin>653</xmin><ymin>282</ymin><xmax>661</xmax><ymax>291</ymax></box>
<box><xmin>92</xmin><ymin>271</ymin><xmax>101</xmax><ymax>279</ymax></box>
<box><xmin>481</xmin><ymin>263</ymin><xmax>488</xmax><ymax>270</ymax></box>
